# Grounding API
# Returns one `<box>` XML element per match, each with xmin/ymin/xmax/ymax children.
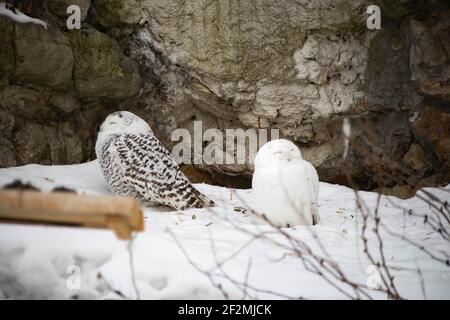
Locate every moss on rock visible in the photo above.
<box><xmin>14</xmin><ymin>23</ymin><xmax>74</xmax><ymax>88</ymax></box>
<box><xmin>70</xmin><ymin>28</ymin><xmax>140</xmax><ymax>99</ymax></box>
<box><xmin>0</xmin><ymin>18</ymin><xmax>15</xmax><ymax>86</ymax></box>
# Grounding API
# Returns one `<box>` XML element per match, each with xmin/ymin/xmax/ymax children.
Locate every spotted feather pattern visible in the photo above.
<box><xmin>98</xmin><ymin>132</ymin><xmax>214</xmax><ymax>211</ymax></box>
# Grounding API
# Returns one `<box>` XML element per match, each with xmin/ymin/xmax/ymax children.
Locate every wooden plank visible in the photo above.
<box><xmin>0</xmin><ymin>190</ymin><xmax>144</xmax><ymax>239</ymax></box>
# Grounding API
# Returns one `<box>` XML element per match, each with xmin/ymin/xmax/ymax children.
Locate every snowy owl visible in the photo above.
<box><xmin>252</xmin><ymin>139</ymin><xmax>320</xmax><ymax>227</ymax></box>
<box><xmin>95</xmin><ymin>111</ymin><xmax>214</xmax><ymax>211</ymax></box>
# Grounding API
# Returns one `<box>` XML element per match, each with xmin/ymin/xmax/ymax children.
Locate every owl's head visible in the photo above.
<box><xmin>254</xmin><ymin>139</ymin><xmax>303</xmax><ymax>168</ymax></box>
<box><xmin>98</xmin><ymin>111</ymin><xmax>152</xmax><ymax>135</ymax></box>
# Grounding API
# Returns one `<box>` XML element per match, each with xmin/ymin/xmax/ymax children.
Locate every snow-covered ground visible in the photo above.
<box><xmin>0</xmin><ymin>161</ymin><xmax>449</xmax><ymax>299</ymax></box>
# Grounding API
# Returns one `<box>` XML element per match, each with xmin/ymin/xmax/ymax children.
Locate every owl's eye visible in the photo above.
<box><xmin>109</xmin><ymin>122</ymin><xmax>117</xmax><ymax>125</ymax></box>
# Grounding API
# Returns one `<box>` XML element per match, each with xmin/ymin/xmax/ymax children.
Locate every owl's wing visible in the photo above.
<box><xmin>97</xmin><ymin>134</ymin><xmax>147</xmax><ymax>199</ymax></box>
<box><xmin>114</xmin><ymin>133</ymin><xmax>214</xmax><ymax>211</ymax></box>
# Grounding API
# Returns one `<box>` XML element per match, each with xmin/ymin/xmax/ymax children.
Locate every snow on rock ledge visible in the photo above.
<box><xmin>0</xmin><ymin>2</ymin><xmax>47</xmax><ymax>29</ymax></box>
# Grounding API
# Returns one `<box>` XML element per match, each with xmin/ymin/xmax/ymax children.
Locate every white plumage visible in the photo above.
<box><xmin>251</xmin><ymin>139</ymin><xmax>320</xmax><ymax>227</ymax></box>
<box><xmin>95</xmin><ymin>111</ymin><xmax>214</xmax><ymax>211</ymax></box>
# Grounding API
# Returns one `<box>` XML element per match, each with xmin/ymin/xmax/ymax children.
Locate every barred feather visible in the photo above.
<box><xmin>96</xmin><ymin>111</ymin><xmax>215</xmax><ymax>211</ymax></box>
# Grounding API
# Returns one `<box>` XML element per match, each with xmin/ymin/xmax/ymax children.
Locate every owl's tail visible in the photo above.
<box><xmin>189</xmin><ymin>187</ymin><xmax>215</xmax><ymax>209</ymax></box>
<box><xmin>168</xmin><ymin>182</ymin><xmax>215</xmax><ymax>211</ymax></box>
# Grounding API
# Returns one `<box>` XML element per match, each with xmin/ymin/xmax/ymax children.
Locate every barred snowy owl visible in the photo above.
<box><xmin>95</xmin><ymin>111</ymin><xmax>214</xmax><ymax>211</ymax></box>
<box><xmin>252</xmin><ymin>139</ymin><xmax>320</xmax><ymax>227</ymax></box>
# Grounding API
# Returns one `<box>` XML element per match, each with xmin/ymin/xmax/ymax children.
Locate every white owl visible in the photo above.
<box><xmin>95</xmin><ymin>111</ymin><xmax>214</xmax><ymax>211</ymax></box>
<box><xmin>251</xmin><ymin>139</ymin><xmax>320</xmax><ymax>227</ymax></box>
